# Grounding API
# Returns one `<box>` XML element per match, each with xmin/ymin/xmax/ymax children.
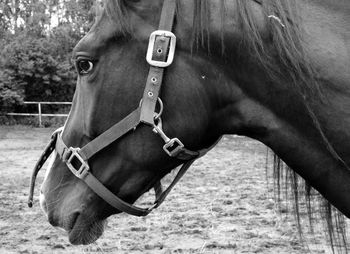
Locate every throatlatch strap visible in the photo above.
<box><xmin>154</xmin><ymin>159</ymin><xmax>195</xmax><ymax>207</ymax></box>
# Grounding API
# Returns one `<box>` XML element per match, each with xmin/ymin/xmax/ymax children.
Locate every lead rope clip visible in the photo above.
<box><xmin>152</xmin><ymin>118</ymin><xmax>185</xmax><ymax>157</ymax></box>
<box><xmin>152</xmin><ymin>118</ymin><xmax>170</xmax><ymax>143</ymax></box>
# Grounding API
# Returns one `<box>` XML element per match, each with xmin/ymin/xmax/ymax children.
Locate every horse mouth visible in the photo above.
<box><xmin>68</xmin><ymin>213</ymin><xmax>106</xmax><ymax>245</ymax></box>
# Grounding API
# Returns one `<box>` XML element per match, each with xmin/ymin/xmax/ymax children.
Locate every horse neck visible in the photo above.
<box><xmin>206</xmin><ymin>1</ymin><xmax>350</xmax><ymax>218</ymax></box>
<box><xmin>208</xmin><ymin>53</ymin><xmax>350</xmax><ymax>219</ymax></box>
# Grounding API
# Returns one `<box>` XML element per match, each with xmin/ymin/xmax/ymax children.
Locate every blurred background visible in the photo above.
<box><xmin>0</xmin><ymin>0</ymin><xmax>96</xmax><ymax>126</ymax></box>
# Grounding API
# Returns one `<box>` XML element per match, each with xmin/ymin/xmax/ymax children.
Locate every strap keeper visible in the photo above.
<box><xmin>61</xmin><ymin>147</ymin><xmax>72</xmax><ymax>162</ymax></box>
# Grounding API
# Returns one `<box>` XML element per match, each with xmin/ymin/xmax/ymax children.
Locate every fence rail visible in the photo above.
<box><xmin>6</xmin><ymin>101</ymin><xmax>71</xmax><ymax>127</ymax></box>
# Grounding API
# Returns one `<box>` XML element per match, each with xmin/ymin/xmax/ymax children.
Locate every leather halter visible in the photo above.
<box><xmin>28</xmin><ymin>0</ymin><xmax>218</xmax><ymax>217</ymax></box>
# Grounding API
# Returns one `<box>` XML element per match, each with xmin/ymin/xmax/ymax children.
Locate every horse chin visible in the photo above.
<box><xmin>68</xmin><ymin>214</ymin><xmax>107</xmax><ymax>245</ymax></box>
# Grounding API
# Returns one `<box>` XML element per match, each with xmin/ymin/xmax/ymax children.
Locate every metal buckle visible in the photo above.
<box><xmin>146</xmin><ymin>30</ymin><xmax>176</xmax><ymax>68</ymax></box>
<box><xmin>66</xmin><ymin>148</ymin><xmax>90</xmax><ymax>179</ymax></box>
<box><xmin>163</xmin><ymin>138</ymin><xmax>184</xmax><ymax>157</ymax></box>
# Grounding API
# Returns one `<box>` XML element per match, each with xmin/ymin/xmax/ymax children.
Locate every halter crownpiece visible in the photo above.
<box><xmin>28</xmin><ymin>0</ymin><xmax>219</xmax><ymax>217</ymax></box>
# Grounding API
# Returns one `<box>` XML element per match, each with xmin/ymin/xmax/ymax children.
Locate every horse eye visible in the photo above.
<box><xmin>77</xmin><ymin>59</ymin><xmax>94</xmax><ymax>75</ymax></box>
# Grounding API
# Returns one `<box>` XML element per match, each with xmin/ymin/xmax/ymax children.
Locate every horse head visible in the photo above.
<box><xmin>30</xmin><ymin>0</ymin><xmax>350</xmax><ymax>245</ymax></box>
<box><xmin>36</xmin><ymin>0</ymin><xmax>237</xmax><ymax>244</ymax></box>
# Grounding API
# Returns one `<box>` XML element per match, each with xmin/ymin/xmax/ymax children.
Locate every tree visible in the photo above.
<box><xmin>1</xmin><ymin>34</ymin><xmax>77</xmax><ymax>102</ymax></box>
<box><xmin>0</xmin><ymin>0</ymin><xmax>96</xmax><ymax>114</ymax></box>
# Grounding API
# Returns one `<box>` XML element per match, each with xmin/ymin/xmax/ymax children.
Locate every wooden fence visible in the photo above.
<box><xmin>6</xmin><ymin>101</ymin><xmax>71</xmax><ymax>127</ymax></box>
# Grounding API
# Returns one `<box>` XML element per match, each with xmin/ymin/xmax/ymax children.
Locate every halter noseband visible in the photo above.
<box><xmin>28</xmin><ymin>0</ymin><xmax>217</xmax><ymax>217</ymax></box>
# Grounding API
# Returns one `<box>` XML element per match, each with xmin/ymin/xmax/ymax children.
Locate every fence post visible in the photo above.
<box><xmin>38</xmin><ymin>102</ymin><xmax>43</xmax><ymax>127</ymax></box>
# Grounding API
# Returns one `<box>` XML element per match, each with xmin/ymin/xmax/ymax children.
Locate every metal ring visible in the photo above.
<box><xmin>139</xmin><ymin>97</ymin><xmax>164</xmax><ymax>121</ymax></box>
<box><xmin>154</xmin><ymin>98</ymin><xmax>163</xmax><ymax>121</ymax></box>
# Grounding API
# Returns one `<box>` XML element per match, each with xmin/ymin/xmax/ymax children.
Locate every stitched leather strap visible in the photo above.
<box><xmin>140</xmin><ymin>67</ymin><xmax>166</xmax><ymax>124</ymax></box>
<box><xmin>140</xmin><ymin>0</ymin><xmax>176</xmax><ymax>124</ymax></box>
<box><xmin>84</xmin><ymin>171</ymin><xmax>153</xmax><ymax>216</ymax></box>
<box><xmin>54</xmin><ymin>129</ymin><xmax>209</xmax><ymax>216</ymax></box>
<box><xmin>154</xmin><ymin>159</ymin><xmax>195</xmax><ymax>207</ymax></box>
<box><xmin>141</xmin><ymin>42</ymin><xmax>172</xmax><ymax>123</ymax></box>
<box><xmin>82</xmin><ymin>158</ymin><xmax>195</xmax><ymax>216</ymax></box>
<box><xmin>159</xmin><ymin>0</ymin><xmax>176</xmax><ymax>31</ymax></box>
<box><xmin>28</xmin><ymin>129</ymin><xmax>61</xmax><ymax>207</ymax></box>
<box><xmin>79</xmin><ymin>108</ymin><xmax>141</xmax><ymax>161</ymax></box>
<box><xmin>55</xmin><ymin>131</ymin><xmax>158</xmax><ymax>216</ymax></box>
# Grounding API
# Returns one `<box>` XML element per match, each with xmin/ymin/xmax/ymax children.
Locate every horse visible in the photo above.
<box><xmin>28</xmin><ymin>0</ymin><xmax>350</xmax><ymax>248</ymax></box>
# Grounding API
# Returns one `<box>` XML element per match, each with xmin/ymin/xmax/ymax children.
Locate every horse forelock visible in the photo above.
<box><xmin>98</xmin><ymin>0</ymin><xmax>131</xmax><ymax>35</ymax></box>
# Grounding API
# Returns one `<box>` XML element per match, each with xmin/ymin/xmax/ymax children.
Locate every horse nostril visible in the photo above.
<box><xmin>69</xmin><ymin>212</ymin><xmax>81</xmax><ymax>231</ymax></box>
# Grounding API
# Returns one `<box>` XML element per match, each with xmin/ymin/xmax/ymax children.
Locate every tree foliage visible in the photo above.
<box><xmin>1</xmin><ymin>34</ymin><xmax>76</xmax><ymax>102</ymax></box>
<box><xmin>0</xmin><ymin>0</ymin><xmax>95</xmax><ymax>113</ymax></box>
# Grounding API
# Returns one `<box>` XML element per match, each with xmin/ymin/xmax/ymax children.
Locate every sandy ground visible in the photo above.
<box><xmin>0</xmin><ymin>126</ymin><xmax>334</xmax><ymax>253</ymax></box>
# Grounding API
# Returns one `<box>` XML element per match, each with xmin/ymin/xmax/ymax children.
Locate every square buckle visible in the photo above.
<box><xmin>146</xmin><ymin>30</ymin><xmax>176</xmax><ymax>68</ymax></box>
<box><xmin>163</xmin><ymin>138</ymin><xmax>184</xmax><ymax>157</ymax></box>
<box><xmin>66</xmin><ymin>148</ymin><xmax>90</xmax><ymax>179</ymax></box>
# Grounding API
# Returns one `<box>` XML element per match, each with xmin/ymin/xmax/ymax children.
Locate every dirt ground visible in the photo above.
<box><xmin>0</xmin><ymin>126</ymin><xmax>334</xmax><ymax>253</ymax></box>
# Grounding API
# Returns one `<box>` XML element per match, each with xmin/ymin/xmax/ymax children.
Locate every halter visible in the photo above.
<box><xmin>28</xmin><ymin>0</ymin><xmax>217</xmax><ymax>217</ymax></box>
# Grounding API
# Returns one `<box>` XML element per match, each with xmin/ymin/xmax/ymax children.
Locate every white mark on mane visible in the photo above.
<box><xmin>268</xmin><ymin>15</ymin><xmax>285</xmax><ymax>28</ymax></box>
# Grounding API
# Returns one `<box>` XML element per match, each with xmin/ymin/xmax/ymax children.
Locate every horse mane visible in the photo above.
<box><xmin>101</xmin><ymin>0</ymin><xmax>321</xmax><ymax>95</ymax></box>
<box><xmin>101</xmin><ymin>0</ymin><xmax>349</xmax><ymax>251</ymax></box>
